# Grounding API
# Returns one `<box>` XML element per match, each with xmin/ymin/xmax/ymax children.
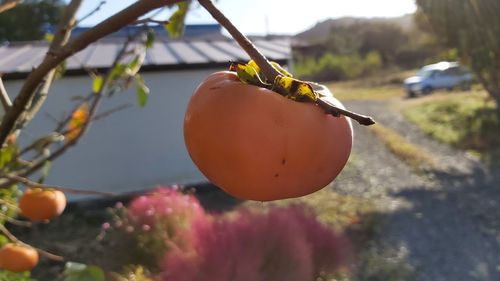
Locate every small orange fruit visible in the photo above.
<box><xmin>19</xmin><ymin>188</ymin><xmax>66</xmax><ymax>221</ymax></box>
<box><xmin>184</xmin><ymin>71</ymin><xmax>352</xmax><ymax>201</ymax></box>
<box><xmin>0</xmin><ymin>243</ymin><xmax>39</xmax><ymax>273</ymax></box>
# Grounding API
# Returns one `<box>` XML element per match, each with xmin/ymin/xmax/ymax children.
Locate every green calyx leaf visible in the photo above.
<box><xmin>273</xmin><ymin>75</ymin><xmax>318</xmax><ymax>102</ymax></box>
<box><xmin>230</xmin><ymin>62</ymin><xmax>270</xmax><ymax>88</ymax></box>
<box><xmin>230</xmin><ymin>60</ymin><xmax>318</xmax><ymax>102</ymax></box>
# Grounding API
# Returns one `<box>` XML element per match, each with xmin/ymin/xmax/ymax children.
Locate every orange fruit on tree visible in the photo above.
<box><xmin>19</xmin><ymin>188</ymin><xmax>66</xmax><ymax>221</ymax></box>
<box><xmin>0</xmin><ymin>243</ymin><xmax>39</xmax><ymax>273</ymax></box>
<box><xmin>184</xmin><ymin>71</ymin><xmax>352</xmax><ymax>201</ymax></box>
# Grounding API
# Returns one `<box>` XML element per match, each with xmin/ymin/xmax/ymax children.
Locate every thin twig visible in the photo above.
<box><xmin>0</xmin><ymin>0</ymin><xmax>21</xmax><ymax>14</ymax></box>
<box><xmin>75</xmin><ymin>0</ymin><xmax>106</xmax><ymax>26</ymax></box>
<box><xmin>0</xmin><ymin>0</ymin><xmax>183</xmax><ymax>146</ymax></box>
<box><xmin>0</xmin><ymin>224</ymin><xmax>64</xmax><ymax>261</ymax></box>
<box><xmin>5</xmin><ymin>174</ymin><xmax>115</xmax><ymax>196</ymax></box>
<box><xmin>133</xmin><ymin>18</ymin><xmax>169</xmax><ymax>25</ymax></box>
<box><xmin>198</xmin><ymin>0</ymin><xmax>280</xmax><ymax>82</ymax></box>
<box><xmin>0</xmin><ymin>77</ymin><xmax>12</xmax><ymax>112</ymax></box>
<box><xmin>0</xmin><ymin>213</ymin><xmax>32</xmax><ymax>227</ymax></box>
<box><xmin>91</xmin><ymin>103</ymin><xmax>133</xmax><ymax>122</ymax></box>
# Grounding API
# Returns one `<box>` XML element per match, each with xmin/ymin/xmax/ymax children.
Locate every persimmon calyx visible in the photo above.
<box><xmin>229</xmin><ymin>60</ymin><xmax>375</xmax><ymax>126</ymax></box>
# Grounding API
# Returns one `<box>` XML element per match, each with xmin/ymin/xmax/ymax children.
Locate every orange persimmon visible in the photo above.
<box><xmin>184</xmin><ymin>71</ymin><xmax>352</xmax><ymax>201</ymax></box>
<box><xmin>19</xmin><ymin>188</ymin><xmax>66</xmax><ymax>221</ymax></box>
<box><xmin>0</xmin><ymin>243</ymin><xmax>39</xmax><ymax>273</ymax></box>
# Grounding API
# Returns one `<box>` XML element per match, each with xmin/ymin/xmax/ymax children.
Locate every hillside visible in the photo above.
<box><xmin>294</xmin><ymin>14</ymin><xmax>414</xmax><ymax>43</ymax></box>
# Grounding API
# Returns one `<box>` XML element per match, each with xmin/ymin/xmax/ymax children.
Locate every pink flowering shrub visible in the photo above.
<box><xmin>160</xmin><ymin>205</ymin><xmax>351</xmax><ymax>281</ymax></box>
<box><xmin>101</xmin><ymin>187</ymin><xmax>207</xmax><ymax>268</ymax></box>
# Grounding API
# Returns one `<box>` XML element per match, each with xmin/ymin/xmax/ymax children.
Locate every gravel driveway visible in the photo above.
<box><xmin>331</xmin><ymin>99</ymin><xmax>500</xmax><ymax>281</ymax></box>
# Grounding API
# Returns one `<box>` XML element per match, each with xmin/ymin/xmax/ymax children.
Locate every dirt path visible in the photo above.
<box><xmin>333</xmin><ymin>99</ymin><xmax>500</xmax><ymax>281</ymax></box>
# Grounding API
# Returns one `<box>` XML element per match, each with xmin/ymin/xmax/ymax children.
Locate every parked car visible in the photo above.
<box><xmin>404</xmin><ymin>61</ymin><xmax>473</xmax><ymax>97</ymax></box>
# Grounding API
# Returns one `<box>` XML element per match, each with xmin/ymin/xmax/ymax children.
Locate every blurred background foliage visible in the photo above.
<box><xmin>0</xmin><ymin>0</ymin><xmax>64</xmax><ymax>42</ymax></box>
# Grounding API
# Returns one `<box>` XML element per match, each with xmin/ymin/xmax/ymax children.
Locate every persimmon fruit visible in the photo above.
<box><xmin>184</xmin><ymin>71</ymin><xmax>352</xmax><ymax>201</ymax></box>
<box><xmin>19</xmin><ymin>188</ymin><xmax>66</xmax><ymax>221</ymax></box>
<box><xmin>0</xmin><ymin>243</ymin><xmax>39</xmax><ymax>273</ymax></box>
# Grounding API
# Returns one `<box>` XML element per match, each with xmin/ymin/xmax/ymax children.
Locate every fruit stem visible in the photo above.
<box><xmin>198</xmin><ymin>0</ymin><xmax>281</xmax><ymax>82</ymax></box>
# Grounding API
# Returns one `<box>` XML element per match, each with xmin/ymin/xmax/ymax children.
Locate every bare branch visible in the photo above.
<box><xmin>0</xmin><ymin>77</ymin><xmax>12</xmax><ymax>112</ymax></box>
<box><xmin>0</xmin><ymin>224</ymin><xmax>64</xmax><ymax>261</ymax></box>
<box><xmin>0</xmin><ymin>0</ymin><xmax>183</xmax><ymax>146</ymax></box>
<box><xmin>5</xmin><ymin>174</ymin><xmax>115</xmax><ymax>196</ymax></box>
<box><xmin>0</xmin><ymin>0</ymin><xmax>21</xmax><ymax>14</ymax></box>
<box><xmin>75</xmin><ymin>0</ymin><xmax>106</xmax><ymax>26</ymax></box>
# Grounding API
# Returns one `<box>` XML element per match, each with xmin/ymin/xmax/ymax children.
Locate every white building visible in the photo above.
<box><xmin>0</xmin><ymin>25</ymin><xmax>291</xmax><ymax>197</ymax></box>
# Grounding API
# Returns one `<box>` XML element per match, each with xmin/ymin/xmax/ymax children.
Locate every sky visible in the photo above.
<box><xmin>75</xmin><ymin>0</ymin><xmax>417</xmax><ymax>35</ymax></box>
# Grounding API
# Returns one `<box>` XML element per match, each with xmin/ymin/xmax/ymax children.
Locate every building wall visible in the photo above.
<box><xmin>4</xmin><ymin>68</ymin><xmax>225</xmax><ymax>197</ymax></box>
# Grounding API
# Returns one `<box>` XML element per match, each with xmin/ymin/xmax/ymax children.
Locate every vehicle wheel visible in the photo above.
<box><xmin>422</xmin><ymin>86</ymin><xmax>433</xmax><ymax>95</ymax></box>
<box><xmin>407</xmin><ymin>90</ymin><xmax>416</xmax><ymax>98</ymax></box>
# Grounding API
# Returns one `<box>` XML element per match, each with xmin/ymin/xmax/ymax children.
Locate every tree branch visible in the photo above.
<box><xmin>5</xmin><ymin>174</ymin><xmax>115</xmax><ymax>196</ymax></box>
<box><xmin>0</xmin><ymin>0</ymin><xmax>183</xmax><ymax>146</ymax></box>
<box><xmin>0</xmin><ymin>224</ymin><xmax>64</xmax><ymax>261</ymax></box>
<box><xmin>15</xmin><ymin>0</ymin><xmax>83</xmax><ymax>134</ymax></box>
<box><xmin>0</xmin><ymin>35</ymin><xmax>138</xmax><ymax>188</ymax></box>
<box><xmin>0</xmin><ymin>0</ymin><xmax>21</xmax><ymax>14</ymax></box>
<box><xmin>0</xmin><ymin>77</ymin><xmax>12</xmax><ymax>112</ymax></box>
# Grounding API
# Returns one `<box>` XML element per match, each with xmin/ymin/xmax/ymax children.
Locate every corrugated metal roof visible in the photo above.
<box><xmin>0</xmin><ymin>37</ymin><xmax>291</xmax><ymax>78</ymax></box>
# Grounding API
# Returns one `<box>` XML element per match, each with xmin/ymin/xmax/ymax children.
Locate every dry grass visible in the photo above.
<box><xmin>368</xmin><ymin>123</ymin><xmax>435</xmax><ymax>171</ymax></box>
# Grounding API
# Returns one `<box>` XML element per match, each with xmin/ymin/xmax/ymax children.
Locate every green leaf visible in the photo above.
<box><xmin>165</xmin><ymin>1</ymin><xmax>191</xmax><ymax>39</ymax></box>
<box><xmin>0</xmin><ymin>235</ymin><xmax>9</xmax><ymax>247</ymax></box>
<box><xmin>63</xmin><ymin>262</ymin><xmax>105</xmax><ymax>281</ymax></box>
<box><xmin>37</xmin><ymin>160</ymin><xmax>52</xmax><ymax>184</ymax></box>
<box><xmin>44</xmin><ymin>32</ymin><xmax>54</xmax><ymax>43</ymax></box>
<box><xmin>135</xmin><ymin>75</ymin><xmax>150</xmax><ymax>107</ymax></box>
<box><xmin>126</xmin><ymin>56</ymin><xmax>142</xmax><ymax>76</ymax></box>
<box><xmin>108</xmin><ymin>64</ymin><xmax>127</xmax><ymax>84</ymax></box>
<box><xmin>92</xmin><ymin>75</ymin><xmax>103</xmax><ymax>93</ymax></box>
<box><xmin>0</xmin><ymin>144</ymin><xmax>18</xmax><ymax>169</ymax></box>
<box><xmin>146</xmin><ymin>30</ymin><xmax>155</xmax><ymax>49</ymax></box>
<box><xmin>54</xmin><ymin>61</ymin><xmax>67</xmax><ymax>79</ymax></box>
